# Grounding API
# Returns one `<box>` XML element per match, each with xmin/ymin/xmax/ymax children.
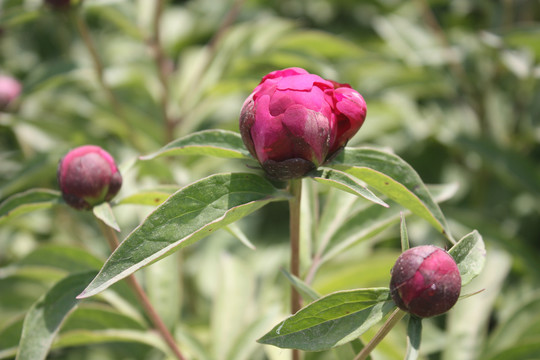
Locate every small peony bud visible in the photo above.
<box><xmin>389</xmin><ymin>245</ymin><xmax>461</xmax><ymax>318</ymax></box>
<box><xmin>239</xmin><ymin>67</ymin><xmax>367</xmax><ymax>180</ymax></box>
<box><xmin>0</xmin><ymin>75</ymin><xmax>22</xmax><ymax>111</ymax></box>
<box><xmin>57</xmin><ymin>145</ymin><xmax>122</xmax><ymax>210</ymax></box>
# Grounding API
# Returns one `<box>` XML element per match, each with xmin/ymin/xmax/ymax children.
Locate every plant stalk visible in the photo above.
<box><xmin>353</xmin><ymin>308</ymin><xmax>406</xmax><ymax>360</ymax></box>
<box><xmin>96</xmin><ymin>219</ymin><xmax>186</xmax><ymax>360</ymax></box>
<box><xmin>288</xmin><ymin>178</ymin><xmax>303</xmax><ymax>360</ymax></box>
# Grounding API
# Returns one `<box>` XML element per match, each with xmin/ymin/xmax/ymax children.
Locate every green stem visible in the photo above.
<box><xmin>96</xmin><ymin>219</ymin><xmax>186</xmax><ymax>360</ymax></box>
<box><xmin>288</xmin><ymin>178</ymin><xmax>303</xmax><ymax>360</ymax></box>
<box><xmin>353</xmin><ymin>308</ymin><xmax>406</xmax><ymax>360</ymax></box>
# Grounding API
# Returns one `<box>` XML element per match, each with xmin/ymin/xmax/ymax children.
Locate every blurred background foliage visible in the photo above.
<box><xmin>0</xmin><ymin>0</ymin><xmax>539</xmax><ymax>359</ymax></box>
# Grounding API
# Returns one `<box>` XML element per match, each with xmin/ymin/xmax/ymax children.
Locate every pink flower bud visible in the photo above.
<box><xmin>0</xmin><ymin>75</ymin><xmax>22</xmax><ymax>111</ymax></box>
<box><xmin>57</xmin><ymin>145</ymin><xmax>122</xmax><ymax>210</ymax></box>
<box><xmin>240</xmin><ymin>67</ymin><xmax>367</xmax><ymax>180</ymax></box>
<box><xmin>390</xmin><ymin>245</ymin><xmax>461</xmax><ymax>318</ymax></box>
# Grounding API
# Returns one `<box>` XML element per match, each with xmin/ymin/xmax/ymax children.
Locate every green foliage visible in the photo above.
<box><xmin>1</xmin><ymin>0</ymin><xmax>539</xmax><ymax>359</ymax></box>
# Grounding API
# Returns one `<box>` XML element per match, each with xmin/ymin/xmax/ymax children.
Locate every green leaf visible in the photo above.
<box><xmin>280</xmin><ymin>269</ymin><xmax>321</xmax><ymax>302</ymax></box>
<box><xmin>16</xmin><ymin>271</ymin><xmax>97</xmax><ymax>360</ymax></box>
<box><xmin>309</xmin><ymin>168</ymin><xmax>388</xmax><ymax>207</ymax></box>
<box><xmin>117</xmin><ymin>190</ymin><xmax>175</xmax><ymax>206</ymax></box>
<box><xmin>140</xmin><ymin>129</ymin><xmax>251</xmax><ymax>160</ymax></box>
<box><xmin>258</xmin><ymin>288</ymin><xmax>395</xmax><ymax>351</ymax></box>
<box><xmin>78</xmin><ymin>173</ymin><xmax>288</xmax><ymax>298</ymax></box>
<box><xmin>225</xmin><ymin>223</ymin><xmax>256</xmax><ymax>250</ymax></box>
<box><xmin>93</xmin><ymin>202</ymin><xmax>120</xmax><ymax>232</ymax></box>
<box><xmin>0</xmin><ymin>189</ymin><xmax>61</xmax><ymax>224</ymax></box>
<box><xmin>400</xmin><ymin>212</ymin><xmax>409</xmax><ymax>251</ymax></box>
<box><xmin>405</xmin><ymin>316</ymin><xmax>422</xmax><ymax>360</ymax></box>
<box><xmin>448</xmin><ymin>230</ymin><xmax>486</xmax><ymax>286</ymax></box>
<box><xmin>330</xmin><ymin>147</ymin><xmax>454</xmax><ymax>242</ymax></box>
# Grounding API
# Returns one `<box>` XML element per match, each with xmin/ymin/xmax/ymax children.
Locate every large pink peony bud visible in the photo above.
<box><xmin>58</xmin><ymin>145</ymin><xmax>122</xmax><ymax>210</ymax></box>
<box><xmin>390</xmin><ymin>245</ymin><xmax>461</xmax><ymax>318</ymax></box>
<box><xmin>0</xmin><ymin>75</ymin><xmax>22</xmax><ymax>111</ymax></box>
<box><xmin>239</xmin><ymin>67</ymin><xmax>367</xmax><ymax>180</ymax></box>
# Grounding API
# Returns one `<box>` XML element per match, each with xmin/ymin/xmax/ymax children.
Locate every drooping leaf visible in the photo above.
<box><xmin>16</xmin><ymin>271</ymin><xmax>97</xmax><ymax>360</ymax></box>
<box><xmin>405</xmin><ymin>316</ymin><xmax>422</xmax><ymax>360</ymax></box>
<box><xmin>140</xmin><ymin>129</ymin><xmax>251</xmax><ymax>160</ymax></box>
<box><xmin>330</xmin><ymin>147</ymin><xmax>454</xmax><ymax>242</ymax></box>
<box><xmin>93</xmin><ymin>202</ymin><xmax>120</xmax><ymax>232</ymax></box>
<box><xmin>448</xmin><ymin>230</ymin><xmax>486</xmax><ymax>286</ymax></box>
<box><xmin>258</xmin><ymin>288</ymin><xmax>395</xmax><ymax>351</ymax></box>
<box><xmin>78</xmin><ymin>173</ymin><xmax>288</xmax><ymax>298</ymax></box>
<box><xmin>309</xmin><ymin>168</ymin><xmax>388</xmax><ymax>207</ymax></box>
<box><xmin>0</xmin><ymin>189</ymin><xmax>61</xmax><ymax>224</ymax></box>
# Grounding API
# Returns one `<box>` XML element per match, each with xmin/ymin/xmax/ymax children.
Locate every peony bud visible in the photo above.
<box><xmin>239</xmin><ymin>67</ymin><xmax>367</xmax><ymax>180</ymax></box>
<box><xmin>0</xmin><ymin>75</ymin><xmax>22</xmax><ymax>111</ymax></box>
<box><xmin>58</xmin><ymin>145</ymin><xmax>122</xmax><ymax>210</ymax></box>
<box><xmin>389</xmin><ymin>245</ymin><xmax>461</xmax><ymax>318</ymax></box>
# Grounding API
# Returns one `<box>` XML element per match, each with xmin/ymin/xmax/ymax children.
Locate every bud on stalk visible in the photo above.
<box><xmin>239</xmin><ymin>67</ymin><xmax>367</xmax><ymax>180</ymax></box>
<box><xmin>58</xmin><ymin>145</ymin><xmax>122</xmax><ymax>210</ymax></box>
<box><xmin>390</xmin><ymin>245</ymin><xmax>461</xmax><ymax>318</ymax></box>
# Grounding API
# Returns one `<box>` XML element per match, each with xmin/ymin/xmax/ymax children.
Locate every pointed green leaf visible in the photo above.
<box><xmin>330</xmin><ymin>147</ymin><xmax>454</xmax><ymax>242</ymax></box>
<box><xmin>225</xmin><ymin>223</ymin><xmax>256</xmax><ymax>250</ymax></box>
<box><xmin>79</xmin><ymin>173</ymin><xmax>288</xmax><ymax>298</ymax></box>
<box><xmin>405</xmin><ymin>316</ymin><xmax>422</xmax><ymax>360</ymax></box>
<box><xmin>0</xmin><ymin>189</ymin><xmax>61</xmax><ymax>224</ymax></box>
<box><xmin>449</xmin><ymin>230</ymin><xmax>486</xmax><ymax>286</ymax></box>
<box><xmin>140</xmin><ymin>129</ymin><xmax>251</xmax><ymax>160</ymax></box>
<box><xmin>400</xmin><ymin>213</ymin><xmax>410</xmax><ymax>251</ymax></box>
<box><xmin>309</xmin><ymin>168</ymin><xmax>388</xmax><ymax>207</ymax></box>
<box><xmin>280</xmin><ymin>269</ymin><xmax>321</xmax><ymax>302</ymax></box>
<box><xmin>258</xmin><ymin>288</ymin><xmax>395</xmax><ymax>351</ymax></box>
<box><xmin>93</xmin><ymin>202</ymin><xmax>120</xmax><ymax>232</ymax></box>
<box><xmin>16</xmin><ymin>271</ymin><xmax>97</xmax><ymax>360</ymax></box>
<box><xmin>117</xmin><ymin>189</ymin><xmax>175</xmax><ymax>206</ymax></box>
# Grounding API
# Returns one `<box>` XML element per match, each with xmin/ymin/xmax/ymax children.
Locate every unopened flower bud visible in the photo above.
<box><xmin>58</xmin><ymin>145</ymin><xmax>122</xmax><ymax>210</ymax></box>
<box><xmin>0</xmin><ymin>75</ymin><xmax>22</xmax><ymax>111</ymax></box>
<box><xmin>390</xmin><ymin>245</ymin><xmax>461</xmax><ymax>318</ymax></box>
<box><xmin>240</xmin><ymin>67</ymin><xmax>367</xmax><ymax>180</ymax></box>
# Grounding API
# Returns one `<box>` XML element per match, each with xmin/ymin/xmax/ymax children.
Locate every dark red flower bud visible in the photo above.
<box><xmin>240</xmin><ymin>67</ymin><xmax>367</xmax><ymax>180</ymax></box>
<box><xmin>0</xmin><ymin>75</ymin><xmax>22</xmax><ymax>111</ymax></box>
<box><xmin>58</xmin><ymin>145</ymin><xmax>122</xmax><ymax>210</ymax></box>
<box><xmin>390</xmin><ymin>245</ymin><xmax>461</xmax><ymax>318</ymax></box>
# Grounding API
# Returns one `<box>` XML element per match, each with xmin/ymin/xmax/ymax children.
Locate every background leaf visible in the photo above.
<box><xmin>0</xmin><ymin>189</ymin><xmax>61</xmax><ymax>224</ymax></box>
<box><xmin>16</xmin><ymin>271</ymin><xmax>96</xmax><ymax>360</ymax></box>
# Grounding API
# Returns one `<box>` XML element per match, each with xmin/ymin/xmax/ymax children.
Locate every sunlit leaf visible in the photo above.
<box><xmin>78</xmin><ymin>173</ymin><xmax>288</xmax><ymax>298</ymax></box>
<box><xmin>309</xmin><ymin>168</ymin><xmax>388</xmax><ymax>207</ymax></box>
<box><xmin>330</xmin><ymin>147</ymin><xmax>454</xmax><ymax>242</ymax></box>
<box><xmin>93</xmin><ymin>202</ymin><xmax>120</xmax><ymax>232</ymax></box>
<box><xmin>140</xmin><ymin>129</ymin><xmax>251</xmax><ymax>160</ymax></box>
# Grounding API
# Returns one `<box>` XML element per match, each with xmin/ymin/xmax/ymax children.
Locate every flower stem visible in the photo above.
<box><xmin>288</xmin><ymin>178</ymin><xmax>302</xmax><ymax>360</ymax></box>
<box><xmin>96</xmin><ymin>218</ymin><xmax>186</xmax><ymax>360</ymax></box>
<box><xmin>353</xmin><ymin>308</ymin><xmax>406</xmax><ymax>360</ymax></box>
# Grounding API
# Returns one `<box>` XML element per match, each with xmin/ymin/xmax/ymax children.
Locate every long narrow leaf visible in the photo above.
<box><xmin>78</xmin><ymin>173</ymin><xmax>288</xmax><ymax>298</ymax></box>
<box><xmin>140</xmin><ymin>129</ymin><xmax>251</xmax><ymax>160</ymax></box>
<box><xmin>258</xmin><ymin>288</ymin><xmax>395</xmax><ymax>351</ymax></box>
<box><xmin>0</xmin><ymin>189</ymin><xmax>61</xmax><ymax>224</ymax></box>
<box><xmin>16</xmin><ymin>271</ymin><xmax>96</xmax><ymax>360</ymax></box>
<box><xmin>330</xmin><ymin>147</ymin><xmax>454</xmax><ymax>242</ymax></box>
